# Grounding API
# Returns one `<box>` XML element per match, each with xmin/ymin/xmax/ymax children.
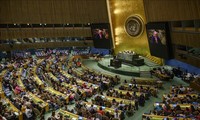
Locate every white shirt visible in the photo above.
<box><xmin>25</xmin><ymin>108</ymin><xmax>33</xmax><ymax>118</ymax></box>
<box><xmin>114</xmin><ymin>112</ymin><xmax>120</xmax><ymax>119</ymax></box>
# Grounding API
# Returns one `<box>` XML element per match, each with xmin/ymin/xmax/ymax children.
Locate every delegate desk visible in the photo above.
<box><xmin>133</xmin><ymin>77</ymin><xmax>163</xmax><ymax>88</ymax></box>
<box><xmin>114</xmin><ymin>88</ymin><xmax>147</xmax><ymax>98</ymax></box>
<box><xmin>44</xmin><ymin>87</ymin><xmax>69</xmax><ymax>103</ymax></box>
<box><xmin>121</xmin><ymin>83</ymin><xmax>158</xmax><ymax>97</ymax></box>
<box><xmin>142</xmin><ymin>114</ymin><xmax>192</xmax><ymax>120</ymax></box>
<box><xmin>72</xmin><ymin>68</ymin><xmax>84</xmax><ymax>77</ymax></box>
<box><xmin>0</xmin><ymin>79</ymin><xmax>4</xmax><ymax>98</ymax></box>
<box><xmin>116</xmin><ymin>52</ymin><xmax>144</xmax><ymax>66</ymax></box>
<box><xmin>28</xmin><ymin>92</ymin><xmax>49</xmax><ymax>112</ymax></box>
<box><xmin>75</xmin><ymin>80</ymin><xmax>99</xmax><ymax>91</ymax></box>
<box><xmin>61</xmin><ymin>70</ymin><xmax>99</xmax><ymax>90</ymax></box>
<box><xmin>169</xmin><ymin>86</ymin><xmax>194</xmax><ymax>94</ymax></box>
<box><xmin>60</xmin><ymin>70</ymin><xmax>72</xmax><ymax>79</ymax></box>
<box><xmin>72</xmin><ymin>68</ymin><xmax>111</xmax><ymax>87</ymax></box>
<box><xmin>16</xmin><ymin>68</ymin><xmax>26</xmax><ymax>90</ymax></box>
<box><xmin>4</xmin><ymin>98</ymin><xmax>23</xmax><ymax>120</ymax></box>
<box><xmin>17</xmin><ymin>66</ymin><xmax>49</xmax><ymax>112</ymax></box>
<box><xmin>99</xmin><ymin>95</ymin><xmax>135</xmax><ymax>106</ymax></box>
<box><xmin>151</xmin><ymin>71</ymin><xmax>171</xmax><ymax>81</ymax></box>
<box><xmin>33</xmin><ymin>66</ymin><xmax>44</xmax><ymax>88</ymax></box>
<box><xmin>33</xmin><ymin>75</ymin><xmax>44</xmax><ymax>88</ymax></box>
<box><xmin>37</xmin><ymin>58</ymin><xmax>45</xmax><ymax>65</ymax></box>
<box><xmin>163</xmin><ymin>94</ymin><xmax>199</xmax><ymax>101</ymax></box>
<box><xmin>83</xmin><ymin>101</ymin><xmax>122</xmax><ymax>116</ymax></box>
<box><xmin>57</xmin><ymin>109</ymin><xmax>86</xmax><ymax>120</ymax></box>
<box><xmin>0</xmin><ymin>70</ymin><xmax>7</xmax><ymax>98</ymax></box>
<box><xmin>123</xmin><ymin>83</ymin><xmax>157</xmax><ymax>92</ymax></box>
<box><xmin>154</xmin><ymin>102</ymin><xmax>199</xmax><ymax>110</ymax></box>
<box><xmin>61</xmin><ymin>82</ymin><xmax>86</xmax><ymax>95</ymax></box>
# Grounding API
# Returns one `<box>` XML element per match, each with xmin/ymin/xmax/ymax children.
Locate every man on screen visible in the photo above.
<box><xmin>94</xmin><ymin>29</ymin><xmax>104</xmax><ymax>39</ymax></box>
<box><xmin>150</xmin><ymin>30</ymin><xmax>162</xmax><ymax>45</ymax></box>
<box><xmin>94</xmin><ymin>29</ymin><xmax>109</xmax><ymax>40</ymax></box>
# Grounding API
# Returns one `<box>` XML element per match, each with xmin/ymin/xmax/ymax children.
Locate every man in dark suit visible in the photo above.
<box><xmin>95</xmin><ymin>29</ymin><xmax>106</xmax><ymax>40</ymax></box>
<box><xmin>150</xmin><ymin>31</ymin><xmax>162</xmax><ymax>45</ymax></box>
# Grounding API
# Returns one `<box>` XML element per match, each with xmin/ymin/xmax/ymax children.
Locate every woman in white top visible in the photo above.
<box><xmin>114</xmin><ymin>109</ymin><xmax>120</xmax><ymax>120</ymax></box>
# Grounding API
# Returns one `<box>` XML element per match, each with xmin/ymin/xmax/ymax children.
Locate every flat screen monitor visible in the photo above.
<box><xmin>91</xmin><ymin>23</ymin><xmax>112</xmax><ymax>49</ymax></box>
<box><xmin>146</xmin><ymin>22</ymin><xmax>172</xmax><ymax>59</ymax></box>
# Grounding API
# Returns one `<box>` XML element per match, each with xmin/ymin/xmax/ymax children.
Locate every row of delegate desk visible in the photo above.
<box><xmin>143</xmin><ymin>87</ymin><xmax>199</xmax><ymax>120</ymax></box>
<box><xmin>151</xmin><ymin>69</ymin><xmax>171</xmax><ymax>81</ymax></box>
<box><xmin>14</xmin><ymin>60</ymin><xmax>50</xmax><ymax>112</ymax></box>
<box><xmin>92</xmin><ymin>95</ymin><xmax>135</xmax><ymax>107</ymax></box>
<box><xmin>0</xmin><ymin>57</ymin><xmax>93</xmax><ymax>120</ymax></box>
<box><xmin>0</xmin><ymin>66</ymin><xmax>23</xmax><ymax>120</ymax></box>
<box><xmin>142</xmin><ymin>114</ymin><xmax>192</xmax><ymax>120</ymax></box>
<box><xmin>41</xmin><ymin>57</ymin><xmax>133</xmax><ymax>119</ymax></box>
<box><xmin>130</xmin><ymin>77</ymin><xmax>163</xmax><ymax>88</ymax></box>
<box><xmin>71</xmin><ymin>68</ymin><xmax>111</xmax><ymax>88</ymax></box>
<box><xmin>0</xmin><ymin>55</ymin><xmax>166</xmax><ymax>120</ymax></box>
<box><xmin>28</xmin><ymin>58</ymin><xmax>87</xmax><ymax>119</ymax></box>
<box><xmin>27</xmin><ymin>58</ymin><xmax>88</xmax><ymax>119</ymax></box>
<box><xmin>15</xmin><ymin>69</ymin><xmax>49</xmax><ymax>112</ymax></box>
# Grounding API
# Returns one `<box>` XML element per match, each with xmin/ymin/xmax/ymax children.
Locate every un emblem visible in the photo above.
<box><xmin>125</xmin><ymin>15</ymin><xmax>144</xmax><ymax>37</ymax></box>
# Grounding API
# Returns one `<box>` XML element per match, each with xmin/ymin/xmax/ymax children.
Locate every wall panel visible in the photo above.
<box><xmin>53</xmin><ymin>0</ymin><xmax>63</xmax><ymax>23</ymax></box>
<box><xmin>0</xmin><ymin>0</ymin><xmax>109</xmax><ymax>24</ymax></box>
<box><xmin>0</xmin><ymin>0</ymin><xmax>108</xmax><ymax>40</ymax></box>
<box><xmin>1</xmin><ymin>30</ymin><xmax>8</xmax><ymax>39</ymax></box>
<box><xmin>143</xmin><ymin>0</ymin><xmax>200</xmax><ymax>22</ymax></box>
<box><xmin>9</xmin><ymin>0</ymin><xmax>22</xmax><ymax>23</ymax></box>
<box><xmin>171</xmin><ymin>32</ymin><xmax>200</xmax><ymax>47</ymax></box>
<box><xmin>62</xmin><ymin>0</ymin><xmax>71</xmax><ymax>23</ymax></box>
<box><xmin>174</xmin><ymin>52</ymin><xmax>200</xmax><ymax>68</ymax></box>
<box><xmin>21</xmin><ymin>0</ymin><xmax>29</xmax><ymax>23</ymax></box>
<box><xmin>0</xmin><ymin>0</ymin><xmax>11</xmax><ymax>23</ymax></box>
<box><xmin>0</xmin><ymin>28</ymin><xmax>92</xmax><ymax>39</ymax></box>
<box><xmin>0</xmin><ymin>41</ymin><xmax>93</xmax><ymax>51</ymax></box>
<box><xmin>38</xmin><ymin>0</ymin><xmax>53</xmax><ymax>23</ymax></box>
<box><xmin>27</xmin><ymin>0</ymin><xmax>41</xmax><ymax>23</ymax></box>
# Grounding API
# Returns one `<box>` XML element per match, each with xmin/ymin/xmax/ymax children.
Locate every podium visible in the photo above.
<box><xmin>110</xmin><ymin>59</ymin><xmax>121</xmax><ymax>68</ymax></box>
<box><xmin>116</xmin><ymin>52</ymin><xmax>144</xmax><ymax>66</ymax></box>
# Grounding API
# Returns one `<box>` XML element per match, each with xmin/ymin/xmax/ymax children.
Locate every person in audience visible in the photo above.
<box><xmin>48</xmin><ymin>111</ymin><xmax>56</xmax><ymax>120</ymax></box>
<box><xmin>88</xmin><ymin>104</ymin><xmax>97</xmax><ymax>114</ymax></box>
<box><xmin>97</xmin><ymin>107</ymin><xmax>105</xmax><ymax>115</ymax></box>
<box><xmin>124</xmin><ymin>80</ymin><xmax>127</xmax><ymax>83</ymax></box>
<box><xmin>25</xmin><ymin>106</ymin><xmax>34</xmax><ymax>120</ymax></box>
<box><xmin>114</xmin><ymin>109</ymin><xmax>120</xmax><ymax>120</ymax></box>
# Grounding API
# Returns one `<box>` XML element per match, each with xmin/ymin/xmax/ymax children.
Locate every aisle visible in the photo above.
<box><xmin>82</xmin><ymin>59</ymin><xmax>189</xmax><ymax>120</ymax></box>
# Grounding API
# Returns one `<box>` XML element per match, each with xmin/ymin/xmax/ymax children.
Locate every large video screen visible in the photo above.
<box><xmin>91</xmin><ymin>23</ymin><xmax>112</xmax><ymax>49</ymax></box>
<box><xmin>146</xmin><ymin>22</ymin><xmax>172</xmax><ymax>59</ymax></box>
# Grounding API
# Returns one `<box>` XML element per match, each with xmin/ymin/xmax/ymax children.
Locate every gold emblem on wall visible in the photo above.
<box><xmin>125</xmin><ymin>15</ymin><xmax>144</xmax><ymax>37</ymax></box>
